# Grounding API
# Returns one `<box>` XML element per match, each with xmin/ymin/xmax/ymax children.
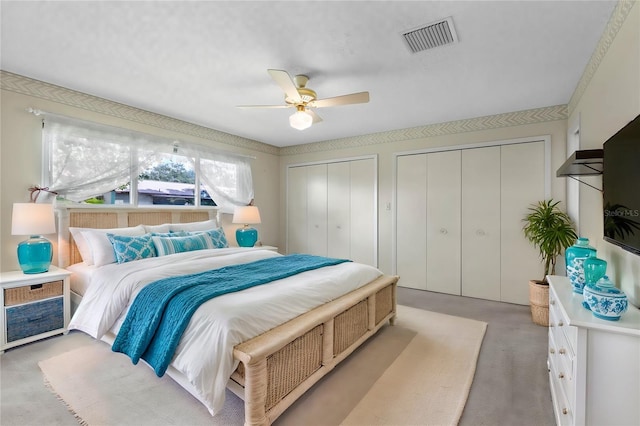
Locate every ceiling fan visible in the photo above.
<box><xmin>237</xmin><ymin>69</ymin><xmax>370</xmax><ymax>130</ymax></box>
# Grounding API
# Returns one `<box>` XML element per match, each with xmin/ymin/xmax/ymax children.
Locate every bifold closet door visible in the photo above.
<box><xmin>327</xmin><ymin>162</ymin><xmax>350</xmax><ymax>260</ymax></box>
<box><xmin>396</xmin><ymin>151</ymin><xmax>461</xmax><ymax>294</ymax></box>
<box><xmin>286</xmin><ymin>164</ymin><xmax>328</xmax><ymax>255</ymax></box>
<box><xmin>396</xmin><ymin>154</ymin><xmax>427</xmax><ymax>290</ymax></box>
<box><xmin>461</xmin><ymin>147</ymin><xmax>501</xmax><ymax>300</ymax></box>
<box><xmin>348</xmin><ymin>159</ymin><xmax>376</xmax><ymax>266</ymax></box>
<box><xmin>287</xmin><ymin>166</ymin><xmax>308</xmax><ymax>254</ymax></box>
<box><xmin>500</xmin><ymin>142</ymin><xmax>545</xmax><ymax>305</ymax></box>
<box><xmin>288</xmin><ymin>158</ymin><xmax>376</xmax><ymax>265</ymax></box>
<box><xmin>426</xmin><ymin>150</ymin><xmax>461</xmax><ymax>295</ymax></box>
<box><xmin>327</xmin><ymin>159</ymin><xmax>376</xmax><ymax>265</ymax></box>
<box><xmin>305</xmin><ymin>164</ymin><xmax>328</xmax><ymax>256</ymax></box>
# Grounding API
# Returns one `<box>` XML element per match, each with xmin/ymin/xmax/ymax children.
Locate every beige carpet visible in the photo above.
<box><xmin>39</xmin><ymin>305</ymin><xmax>487</xmax><ymax>426</ymax></box>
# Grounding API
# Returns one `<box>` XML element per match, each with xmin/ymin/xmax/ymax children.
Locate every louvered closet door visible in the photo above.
<box><xmin>462</xmin><ymin>147</ymin><xmax>501</xmax><ymax>300</ymax></box>
<box><xmin>287</xmin><ymin>166</ymin><xmax>308</xmax><ymax>254</ymax></box>
<box><xmin>306</xmin><ymin>164</ymin><xmax>328</xmax><ymax>256</ymax></box>
<box><xmin>426</xmin><ymin>150</ymin><xmax>461</xmax><ymax>295</ymax></box>
<box><xmin>396</xmin><ymin>154</ymin><xmax>427</xmax><ymax>290</ymax></box>
<box><xmin>501</xmin><ymin>142</ymin><xmax>545</xmax><ymax>305</ymax></box>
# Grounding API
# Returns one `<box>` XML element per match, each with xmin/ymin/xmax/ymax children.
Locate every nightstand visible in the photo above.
<box><xmin>0</xmin><ymin>266</ymin><xmax>71</xmax><ymax>353</ymax></box>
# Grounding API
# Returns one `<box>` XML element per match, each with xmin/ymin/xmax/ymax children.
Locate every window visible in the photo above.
<box><xmin>42</xmin><ymin>114</ymin><xmax>253</xmax><ymax>208</ymax></box>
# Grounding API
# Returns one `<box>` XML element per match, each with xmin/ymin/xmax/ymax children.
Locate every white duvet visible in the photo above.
<box><xmin>68</xmin><ymin>247</ymin><xmax>382</xmax><ymax>415</ymax></box>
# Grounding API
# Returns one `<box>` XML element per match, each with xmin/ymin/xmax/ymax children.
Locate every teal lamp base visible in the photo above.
<box><xmin>17</xmin><ymin>236</ymin><xmax>53</xmax><ymax>274</ymax></box>
<box><xmin>236</xmin><ymin>226</ymin><xmax>258</xmax><ymax>247</ymax></box>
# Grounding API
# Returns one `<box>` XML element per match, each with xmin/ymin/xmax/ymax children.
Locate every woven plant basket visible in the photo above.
<box><xmin>529</xmin><ymin>280</ymin><xmax>549</xmax><ymax>327</ymax></box>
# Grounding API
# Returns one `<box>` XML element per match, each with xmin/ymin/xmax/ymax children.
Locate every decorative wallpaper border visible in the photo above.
<box><xmin>0</xmin><ymin>70</ymin><xmax>279</xmax><ymax>156</ymax></box>
<box><xmin>280</xmin><ymin>104</ymin><xmax>568</xmax><ymax>156</ymax></box>
<box><xmin>568</xmin><ymin>0</ymin><xmax>636</xmax><ymax>115</ymax></box>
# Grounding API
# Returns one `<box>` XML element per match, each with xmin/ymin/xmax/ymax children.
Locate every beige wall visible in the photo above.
<box><xmin>567</xmin><ymin>1</ymin><xmax>640</xmax><ymax>305</ymax></box>
<box><xmin>278</xmin><ymin>118</ymin><xmax>569</xmax><ymax>277</ymax></box>
<box><xmin>0</xmin><ymin>88</ymin><xmax>280</xmax><ymax>271</ymax></box>
<box><xmin>3</xmin><ymin>2</ymin><xmax>636</xmax><ymax>303</ymax></box>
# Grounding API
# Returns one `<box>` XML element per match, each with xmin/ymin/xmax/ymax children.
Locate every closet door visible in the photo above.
<box><xmin>306</xmin><ymin>164</ymin><xmax>328</xmax><ymax>256</ymax></box>
<box><xmin>349</xmin><ymin>158</ymin><xmax>376</xmax><ymax>266</ymax></box>
<box><xmin>501</xmin><ymin>142</ymin><xmax>545</xmax><ymax>304</ymax></box>
<box><xmin>462</xmin><ymin>147</ymin><xmax>501</xmax><ymax>300</ymax></box>
<box><xmin>288</xmin><ymin>158</ymin><xmax>376</xmax><ymax>263</ymax></box>
<box><xmin>327</xmin><ymin>162</ymin><xmax>350</xmax><ymax>260</ymax></box>
<box><xmin>287</xmin><ymin>166</ymin><xmax>308</xmax><ymax>254</ymax></box>
<box><xmin>426</xmin><ymin>150</ymin><xmax>461</xmax><ymax>295</ymax></box>
<box><xmin>396</xmin><ymin>154</ymin><xmax>427</xmax><ymax>290</ymax></box>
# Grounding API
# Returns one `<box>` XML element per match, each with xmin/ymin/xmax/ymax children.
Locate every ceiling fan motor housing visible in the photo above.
<box><xmin>285</xmin><ymin>75</ymin><xmax>317</xmax><ymax>105</ymax></box>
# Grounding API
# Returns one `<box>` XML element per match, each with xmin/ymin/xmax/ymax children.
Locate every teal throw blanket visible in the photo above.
<box><xmin>112</xmin><ymin>254</ymin><xmax>350</xmax><ymax>376</ymax></box>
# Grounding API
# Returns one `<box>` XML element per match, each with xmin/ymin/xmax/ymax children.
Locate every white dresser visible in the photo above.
<box><xmin>547</xmin><ymin>275</ymin><xmax>640</xmax><ymax>425</ymax></box>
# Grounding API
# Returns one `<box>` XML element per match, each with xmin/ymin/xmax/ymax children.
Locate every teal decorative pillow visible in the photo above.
<box><xmin>189</xmin><ymin>228</ymin><xmax>229</xmax><ymax>248</ymax></box>
<box><xmin>107</xmin><ymin>233</ymin><xmax>156</xmax><ymax>264</ymax></box>
<box><xmin>205</xmin><ymin>228</ymin><xmax>229</xmax><ymax>248</ymax></box>
<box><xmin>151</xmin><ymin>231</ymin><xmax>188</xmax><ymax>238</ymax></box>
<box><xmin>152</xmin><ymin>234</ymin><xmax>212</xmax><ymax>256</ymax></box>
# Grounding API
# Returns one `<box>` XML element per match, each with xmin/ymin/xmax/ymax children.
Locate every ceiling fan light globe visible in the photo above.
<box><xmin>289</xmin><ymin>110</ymin><xmax>313</xmax><ymax>130</ymax></box>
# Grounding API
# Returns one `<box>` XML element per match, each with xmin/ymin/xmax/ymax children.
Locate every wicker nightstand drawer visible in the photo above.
<box><xmin>6</xmin><ymin>297</ymin><xmax>64</xmax><ymax>342</ymax></box>
<box><xmin>4</xmin><ymin>281</ymin><xmax>63</xmax><ymax>306</ymax></box>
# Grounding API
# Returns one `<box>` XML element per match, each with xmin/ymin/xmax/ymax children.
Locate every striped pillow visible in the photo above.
<box><xmin>188</xmin><ymin>227</ymin><xmax>229</xmax><ymax>249</ymax></box>
<box><xmin>152</xmin><ymin>234</ymin><xmax>212</xmax><ymax>256</ymax></box>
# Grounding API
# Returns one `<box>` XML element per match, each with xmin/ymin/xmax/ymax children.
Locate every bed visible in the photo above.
<box><xmin>57</xmin><ymin>206</ymin><xmax>398</xmax><ymax>426</ymax></box>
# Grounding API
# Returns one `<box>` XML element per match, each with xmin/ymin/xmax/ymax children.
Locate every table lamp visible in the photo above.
<box><xmin>232</xmin><ymin>206</ymin><xmax>261</xmax><ymax>247</ymax></box>
<box><xmin>11</xmin><ymin>203</ymin><xmax>56</xmax><ymax>274</ymax></box>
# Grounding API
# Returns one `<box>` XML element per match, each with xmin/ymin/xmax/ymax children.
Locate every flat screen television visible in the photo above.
<box><xmin>603</xmin><ymin>114</ymin><xmax>640</xmax><ymax>255</ymax></box>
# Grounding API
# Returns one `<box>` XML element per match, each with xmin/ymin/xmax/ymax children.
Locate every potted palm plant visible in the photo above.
<box><xmin>522</xmin><ymin>199</ymin><xmax>577</xmax><ymax>326</ymax></box>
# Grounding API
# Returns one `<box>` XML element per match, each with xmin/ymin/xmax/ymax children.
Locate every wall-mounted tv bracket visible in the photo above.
<box><xmin>556</xmin><ymin>149</ymin><xmax>603</xmax><ymax>192</ymax></box>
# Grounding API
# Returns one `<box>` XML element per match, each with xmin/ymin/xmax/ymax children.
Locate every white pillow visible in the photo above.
<box><xmin>143</xmin><ymin>223</ymin><xmax>171</xmax><ymax>233</ymax></box>
<box><xmin>82</xmin><ymin>225</ymin><xmax>146</xmax><ymax>266</ymax></box>
<box><xmin>69</xmin><ymin>227</ymin><xmax>93</xmax><ymax>264</ymax></box>
<box><xmin>170</xmin><ymin>219</ymin><xmax>218</xmax><ymax>232</ymax></box>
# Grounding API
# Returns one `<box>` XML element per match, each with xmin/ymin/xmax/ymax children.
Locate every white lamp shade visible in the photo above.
<box><xmin>289</xmin><ymin>110</ymin><xmax>313</xmax><ymax>130</ymax></box>
<box><xmin>11</xmin><ymin>203</ymin><xmax>56</xmax><ymax>235</ymax></box>
<box><xmin>232</xmin><ymin>206</ymin><xmax>261</xmax><ymax>225</ymax></box>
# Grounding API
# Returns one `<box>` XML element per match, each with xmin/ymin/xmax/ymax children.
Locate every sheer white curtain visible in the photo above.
<box><xmin>43</xmin><ymin>115</ymin><xmax>159</xmax><ymax>202</ymax></box>
<box><xmin>182</xmin><ymin>146</ymin><xmax>254</xmax><ymax>208</ymax></box>
<box><xmin>42</xmin><ymin>114</ymin><xmax>254</xmax><ymax>208</ymax></box>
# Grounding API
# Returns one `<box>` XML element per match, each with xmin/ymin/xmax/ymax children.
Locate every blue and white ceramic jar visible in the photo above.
<box><xmin>583</xmin><ymin>275</ymin><xmax>628</xmax><ymax>321</ymax></box>
<box><xmin>565</xmin><ymin>238</ymin><xmax>596</xmax><ymax>294</ymax></box>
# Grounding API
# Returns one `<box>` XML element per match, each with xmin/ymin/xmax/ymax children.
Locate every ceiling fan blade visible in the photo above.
<box><xmin>307</xmin><ymin>109</ymin><xmax>323</xmax><ymax>124</ymax></box>
<box><xmin>236</xmin><ymin>104</ymin><xmax>291</xmax><ymax>109</ymax></box>
<box><xmin>268</xmin><ymin>69</ymin><xmax>302</xmax><ymax>104</ymax></box>
<box><xmin>308</xmin><ymin>91</ymin><xmax>370</xmax><ymax>108</ymax></box>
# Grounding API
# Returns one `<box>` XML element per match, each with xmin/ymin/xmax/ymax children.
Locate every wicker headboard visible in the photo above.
<box><xmin>56</xmin><ymin>206</ymin><xmax>219</xmax><ymax>267</ymax></box>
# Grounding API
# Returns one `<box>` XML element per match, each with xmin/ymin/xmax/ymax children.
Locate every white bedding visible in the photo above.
<box><xmin>68</xmin><ymin>247</ymin><xmax>382</xmax><ymax>416</ymax></box>
<box><xmin>66</xmin><ymin>262</ymin><xmax>96</xmax><ymax>296</ymax></box>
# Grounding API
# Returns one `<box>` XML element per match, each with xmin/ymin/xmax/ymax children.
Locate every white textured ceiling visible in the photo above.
<box><xmin>0</xmin><ymin>1</ymin><xmax>617</xmax><ymax>147</ymax></box>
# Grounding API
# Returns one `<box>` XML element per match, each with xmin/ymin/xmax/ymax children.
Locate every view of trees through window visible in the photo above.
<box><xmin>85</xmin><ymin>154</ymin><xmax>215</xmax><ymax>206</ymax></box>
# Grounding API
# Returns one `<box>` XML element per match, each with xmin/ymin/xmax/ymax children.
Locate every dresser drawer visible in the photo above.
<box><xmin>549</xmin><ymin>286</ymin><xmax>577</xmax><ymax>354</ymax></box>
<box><xmin>4</xmin><ymin>280</ymin><xmax>63</xmax><ymax>306</ymax></box>
<box><xmin>549</xmin><ymin>328</ymin><xmax>574</xmax><ymax>406</ymax></box>
<box><xmin>5</xmin><ymin>297</ymin><xmax>64</xmax><ymax>342</ymax></box>
<box><xmin>549</xmin><ymin>359</ymin><xmax>574</xmax><ymax>426</ymax></box>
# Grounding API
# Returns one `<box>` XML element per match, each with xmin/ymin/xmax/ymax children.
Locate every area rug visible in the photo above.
<box><xmin>39</xmin><ymin>305</ymin><xmax>487</xmax><ymax>426</ymax></box>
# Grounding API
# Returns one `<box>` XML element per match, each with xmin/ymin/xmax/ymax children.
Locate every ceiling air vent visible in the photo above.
<box><xmin>402</xmin><ymin>17</ymin><xmax>458</xmax><ymax>53</ymax></box>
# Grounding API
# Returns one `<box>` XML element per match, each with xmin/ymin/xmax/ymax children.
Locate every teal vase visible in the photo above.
<box><xmin>565</xmin><ymin>238</ymin><xmax>596</xmax><ymax>293</ymax></box>
<box><xmin>582</xmin><ymin>255</ymin><xmax>607</xmax><ymax>294</ymax></box>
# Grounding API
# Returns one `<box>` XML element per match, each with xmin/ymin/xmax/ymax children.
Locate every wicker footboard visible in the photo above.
<box><xmin>232</xmin><ymin>274</ymin><xmax>398</xmax><ymax>426</ymax></box>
